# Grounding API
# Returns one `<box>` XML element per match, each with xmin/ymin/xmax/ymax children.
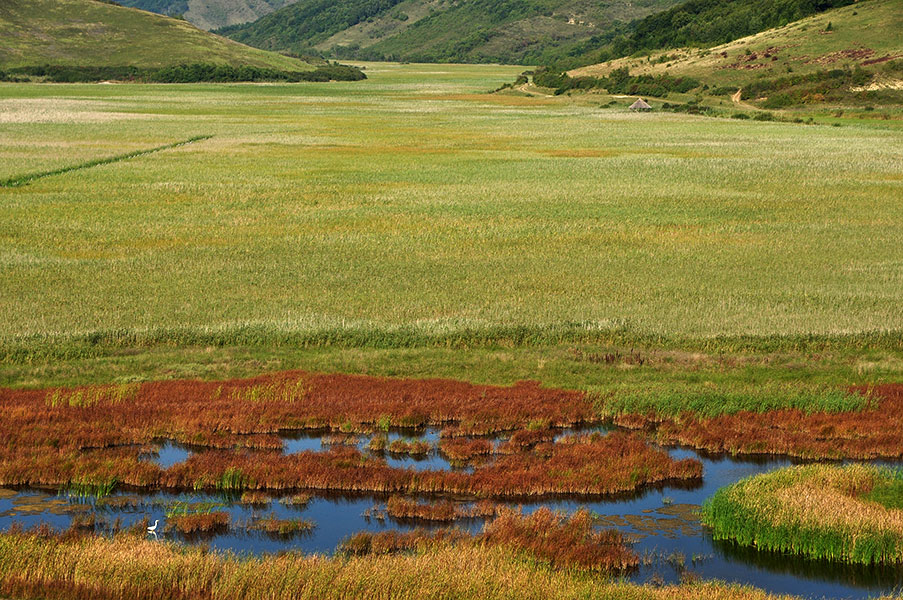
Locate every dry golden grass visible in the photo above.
<box><xmin>0</xmin><ymin>528</ymin><xmax>820</xmax><ymax>600</ymax></box>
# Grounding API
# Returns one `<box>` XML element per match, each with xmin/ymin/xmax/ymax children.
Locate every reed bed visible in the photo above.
<box><xmin>346</xmin><ymin>508</ymin><xmax>637</xmax><ymax>572</ymax></box>
<box><xmin>1</xmin><ymin>371</ymin><xmax>692</xmax><ymax>497</ymax></box>
<box><xmin>384</xmin><ymin>496</ymin><xmax>498</xmax><ymax>521</ymax></box>
<box><xmin>160</xmin><ymin>432</ymin><xmax>700</xmax><ymax>497</ymax></box>
<box><xmin>0</xmin><ymin>524</ymin><xmax>834</xmax><ymax>600</ymax></box>
<box><xmin>702</xmin><ymin>464</ymin><xmax>903</xmax><ymax>564</ymax></box>
<box><xmin>248</xmin><ymin>513</ymin><xmax>315</xmax><ymax>538</ymax></box>
<box><xmin>238</xmin><ymin>491</ymin><xmax>272</xmax><ymax>507</ymax></box>
<box><xmin>484</xmin><ymin>508</ymin><xmax>638</xmax><ymax>572</ymax></box>
<box><xmin>496</xmin><ymin>429</ymin><xmax>557</xmax><ymax>454</ymax></box>
<box><xmin>321</xmin><ymin>434</ymin><xmax>361</xmax><ymax>447</ymax></box>
<box><xmin>636</xmin><ymin>384</ymin><xmax>903</xmax><ymax>459</ymax></box>
<box><xmin>387</xmin><ymin>439</ymin><xmax>432</xmax><ymax>456</ymax></box>
<box><xmin>0</xmin><ymin>431</ymin><xmax>700</xmax><ymax>497</ymax></box>
<box><xmin>279</xmin><ymin>493</ymin><xmax>312</xmax><ymax>508</ymax></box>
<box><xmin>0</xmin><ymin>371</ymin><xmax>592</xmax><ymax>457</ymax></box>
<box><xmin>167</xmin><ymin>512</ymin><xmax>230</xmax><ymax>535</ymax></box>
<box><xmin>438</xmin><ymin>438</ymin><xmax>493</xmax><ymax>461</ymax></box>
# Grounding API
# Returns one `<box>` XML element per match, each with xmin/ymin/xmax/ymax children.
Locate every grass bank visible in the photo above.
<box><xmin>0</xmin><ymin>526</ymin><xmax>812</xmax><ymax>600</ymax></box>
<box><xmin>702</xmin><ymin>465</ymin><xmax>903</xmax><ymax>564</ymax></box>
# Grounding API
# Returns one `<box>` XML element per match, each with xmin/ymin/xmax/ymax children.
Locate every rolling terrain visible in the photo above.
<box><xmin>570</xmin><ymin>0</ymin><xmax>903</xmax><ymax>94</ymax></box>
<box><xmin>0</xmin><ymin>0</ymin><xmax>311</xmax><ymax>70</ymax></box>
<box><xmin>116</xmin><ymin>0</ymin><xmax>301</xmax><ymax>30</ymax></box>
<box><xmin>219</xmin><ymin>0</ymin><xmax>681</xmax><ymax>64</ymax></box>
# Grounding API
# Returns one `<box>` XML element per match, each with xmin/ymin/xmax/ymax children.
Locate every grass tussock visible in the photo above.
<box><xmin>166</xmin><ymin>512</ymin><xmax>230</xmax><ymax>535</ymax></box>
<box><xmin>387</xmin><ymin>439</ymin><xmax>432</xmax><ymax>456</ymax></box>
<box><xmin>238</xmin><ymin>491</ymin><xmax>272</xmax><ymax>507</ymax></box>
<box><xmin>345</xmin><ymin>508</ymin><xmax>637</xmax><ymax>571</ymax></box>
<box><xmin>703</xmin><ymin>464</ymin><xmax>903</xmax><ymax>564</ymax></box>
<box><xmin>385</xmin><ymin>496</ymin><xmax>498</xmax><ymax>521</ymax></box>
<box><xmin>249</xmin><ymin>513</ymin><xmax>315</xmax><ymax>538</ymax></box>
<box><xmin>438</xmin><ymin>438</ymin><xmax>493</xmax><ymax>461</ymax></box>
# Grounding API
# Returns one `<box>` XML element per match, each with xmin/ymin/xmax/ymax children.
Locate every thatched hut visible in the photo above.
<box><xmin>628</xmin><ymin>98</ymin><xmax>652</xmax><ymax>111</ymax></box>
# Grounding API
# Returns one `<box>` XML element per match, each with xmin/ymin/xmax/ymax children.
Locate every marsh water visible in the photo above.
<box><xmin>2</xmin><ymin>427</ymin><xmax>901</xmax><ymax>599</ymax></box>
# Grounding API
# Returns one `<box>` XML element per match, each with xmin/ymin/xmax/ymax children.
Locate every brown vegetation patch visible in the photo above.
<box><xmin>496</xmin><ymin>429</ymin><xmax>556</xmax><ymax>454</ymax></box>
<box><xmin>344</xmin><ymin>508</ymin><xmax>637</xmax><ymax>572</ymax></box>
<box><xmin>248</xmin><ymin>513</ymin><xmax>314</xmax><ymax>538</ymax></box>
<box><xmin>807</xmin><ymin>48</ymin><xmax>875</xmax><ymax>65</ymax></box>
<box><xmin>387</xmin><ymin>439</ymin><xmax>431</xmax><ymax>456</ymax></box>
<box><xmin>484</xmin><ymin>508</ymin><xmax>638</xmax><ymax>571</ymax></box>
<box><xmin>642</xmin><ymin>384</ymin><xmax>903</xmax><ymax>460</ymax></box>
<box><xmin>167</xmin><ymin>512</ymin><xmax>230</xmax><ymax>535</ymax></box>
<box><xmin>0</xmin><ymin>371</ymin><xmax>696</xmax><ymax>497</ymax></box>
<box><xmin>439</xmin><ymin>438</ymin><xmax>493</xmax><ymax>461</ymax></box>
<box><xmin>385</xmin><ymin>496</ymin><xmax>498</xmax><ymax>521</ymax></box>
<box><xmin>156</xmin><ymin>431</ymin><xmax>698</xmax><ymax>497</ymax></box>
<box><xmin>861</xmin><ymin>54</ymin><xmax>903</xmax><ymax>66</ymax></box>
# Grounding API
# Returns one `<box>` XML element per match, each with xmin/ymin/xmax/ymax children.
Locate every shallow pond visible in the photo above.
<box><xmin>3</xmin><ymin>427</ymin><xmax>902</xmax><ymax>600</ymax></box>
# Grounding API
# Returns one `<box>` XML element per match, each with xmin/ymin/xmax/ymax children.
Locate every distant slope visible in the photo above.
<box><xmin>220</xmin><ymin>0</ymin><xmax>682</xmax><ymax>64</ymax></box>
<box><xmin>0</xmin><ymin>0</ymin><xmax>311</xmax><ymax>70</ymax></box>
<box><xmin>571</xmin><ymin>0</ymin><xmax>903</xmax><ymax>90</ymax></box>
<box><xmin>116</xmin><ymin>0</ymin><xmax>300</xmax><ymax>31</ymax></box>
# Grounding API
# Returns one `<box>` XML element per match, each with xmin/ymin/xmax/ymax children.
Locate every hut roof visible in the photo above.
<box><xmin>629</xmin><ymin>98</ymin><xmax>652</xmax><ymax>111</ymax></box>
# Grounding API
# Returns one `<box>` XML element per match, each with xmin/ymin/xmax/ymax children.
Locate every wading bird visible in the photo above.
<box><xmin>147</xmin><ymin>519</ymin><xmax>159</xmax><ymax>537</ymax></box>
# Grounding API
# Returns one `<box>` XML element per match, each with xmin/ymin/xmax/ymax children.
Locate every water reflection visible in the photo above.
<box><xmin>2</xmin><ymin>430</ymin><xmax>902</xmax><ymax>599</ymax></box>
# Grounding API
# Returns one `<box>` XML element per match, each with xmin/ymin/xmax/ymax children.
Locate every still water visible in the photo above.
<box><xmin>1</xmin><ymin>427</ymin><xmax>901</xmax><ymax>599</ymax></box>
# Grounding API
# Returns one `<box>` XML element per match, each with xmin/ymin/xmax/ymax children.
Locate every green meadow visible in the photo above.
<box><xmin>1</xmin><ymin>62</ymin><xmax>902</xmax><ymax>395</ymax></box>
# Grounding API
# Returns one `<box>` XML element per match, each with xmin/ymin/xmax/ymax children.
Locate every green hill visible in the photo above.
<box><xmin>0</xmin><ymin>0</ymin><xmax>311</xmax><ymax>70</ymax></box>
<box><xmin>115</xmin><ymin>0</ymin><xmax>300</xmax><ymax>31</ymax></box>
<box><xmin>567</xmin><ymin>0</ymin><xmax>902</xmax><ymax>106</ymax></box>
<box><xmin>219</xmin><ymin>0</ymin><xmax>681</xmax><ymax>65</ymax></box>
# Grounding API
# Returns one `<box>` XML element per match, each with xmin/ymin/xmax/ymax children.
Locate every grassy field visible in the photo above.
<box><xmin>1</xmin><ymin>62</ymin><xmax>902</xmax><ymax>396</ymax></box>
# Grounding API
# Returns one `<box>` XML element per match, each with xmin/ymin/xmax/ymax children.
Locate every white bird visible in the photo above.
<box><xmin>147</xmin><ymin>519</ymin><xmax>159</xmax><ymax>534</ymax></box>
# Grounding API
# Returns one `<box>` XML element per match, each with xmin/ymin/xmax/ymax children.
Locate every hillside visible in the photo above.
<box><xmin>0</xmin><ymin>0</ymin><xmax>311</xmax><ymax>70</ymax></box>
<box><xmin>219</xmin><ymin>0</ymin><xmax>681</xmax><ymax>65</ymax></box>
<box><xmin>562</xmin><ymin>0</ymin><xmax>859</xmax><ymax>68</ymax></box>
<box><xmin>116</xmin><ymin>0</ymin><xmax>300</xmax><ymax>30</ymax></box>
<box><xmin>568</xmin><ymin>0</ymin><xmax>902</xmax><ymax>104</ymax></box>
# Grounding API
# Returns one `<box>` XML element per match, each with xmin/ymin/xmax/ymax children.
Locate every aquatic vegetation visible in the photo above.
<box><xmin>238</xmin><ymin>491</ymin><xmax>272</xmax><ymax>507</ymax></box>
<box><xmin>347</xmin><ymin>508</ymin><xmax>637</xmax><ymax>572</ymax></box>
<box><xmin>384</xmin><ymin>496</ymin><xmax>498</xmax><ymax>521</ymax></box>
<box><xmin>496</xmin><ymin>429</ymin><xmax>556</xmax><ymax>454</ymax></box>
<box><xmin>0</xmin><ymin>372</ymin><xmax>689</xmax><ymax>498</ymax></box>
<box><xmin>367</xmin><ymin>435</ymin><xmax>388</xmax><ymax>453</ymax></box>
<box><xmin>0</xmin><ymin>495</ymin><xmax>863</xmax><ymax>599</ymax></box>
<box><xmin>279</xmin><ymin>493</ymin><xmax>312</xmax><ymax>508</ymax></box>
<box><xmin>63</xmin><ymin>478</ymin><xmax>118</xmax><ymax>500</ymax></box>
<box><xmin>321</xmin><ymin>434</ymin><xmax>361</xmax><ymax>447</ymax></box>
<box><xmin>651</xmin><ymin>384</ymin><xmax>903</xmax><ymax>459</ymax></box>
<box><xmin>702</xmin><ymin>464</ymin><xmax>903</xmax><ymax>564</ymax></box>
<box><xmin>167</xmin><ymin>511</ymin><xmax>230</xmax><ymax>535</ymax></box>
<box><xmin>387</xmin><ymin>439</ymin><xmax>432</xmax><ymax>456</ymax></box>
<box><xmin>249</xmin><ymin>513</ymin><xmax>315</xmax><ymax>538</ymax></box>
<box><xmin>159</xmin><ymin>431</ymin><xmax>700</xmax><ymax>497</ymax></box>
<box><xmin>438</xmin><ymin>438</ymin><xmax>493</xmax><ymax>462</ymax></box>
<box><xmin>484</xmin><ymin>508</ymin><xmax>638</xmax><ymax>572</ymax></box>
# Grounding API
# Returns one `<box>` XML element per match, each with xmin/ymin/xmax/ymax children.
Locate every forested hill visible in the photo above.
<box><xmin>554</xmin><ymin>0</ymin><xmax>859</xmax><ymax>69</ymax></box>
<box><xmin>115</xmin><ymin>0</ymin><xmax>300</xmax><ymax>31</ymax></box>
<box><xmin>217</xmin><ymin>0</ymin><xmax>682</xmax><ymax>65</ymax></box>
